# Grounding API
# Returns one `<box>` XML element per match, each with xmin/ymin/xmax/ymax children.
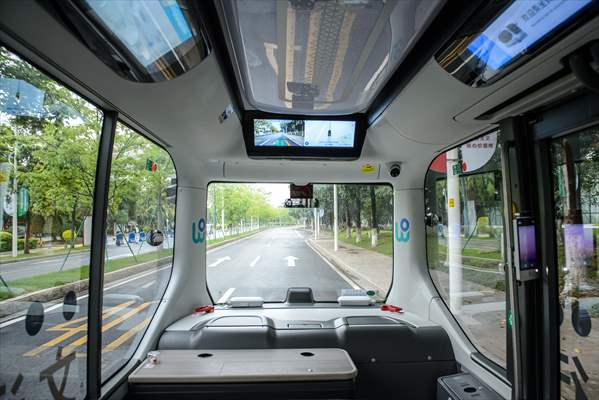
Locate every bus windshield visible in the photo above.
<box><xmin>206</xmin><ymin>183</ymin><xmax>393</xmax><ymax>303</ymax></box>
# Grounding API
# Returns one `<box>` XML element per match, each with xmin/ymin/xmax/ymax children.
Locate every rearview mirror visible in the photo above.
<box><xmin>425</xmin><ymin>212</ymin><xmax>441</xmax><ymax>227</ymax></box>
<box><xmin>146</xmin><ymin>229</ymin><xmax>164</xmax><ymax>247</ymax></box>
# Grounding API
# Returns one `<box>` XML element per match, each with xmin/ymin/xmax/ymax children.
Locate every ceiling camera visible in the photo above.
<box><xmin>388</xmin><ymin>163</ymin><xmax>401</xmax><ymax>178</ymax></box>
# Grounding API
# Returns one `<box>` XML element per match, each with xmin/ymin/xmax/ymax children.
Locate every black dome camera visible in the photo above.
<box><xmin>388</xmin><ymin>163</ymin><xmax>401</xmax><ymax>178</ymax></box>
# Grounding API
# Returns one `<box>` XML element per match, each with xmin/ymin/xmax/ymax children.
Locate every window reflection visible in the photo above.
<box><xmin>0</xmin><ymin>46</ymin><xmax>101</xmax><ymax>400</ymax></box>
<box><xmin>551</xmin><ymin>128</ymin><xmax>599</xmax><ymax>399</ymax></box>
<box><xmin>426</xmin><ymin>131</ymin><xmax>508</xmax><ymax>368</ymax></box>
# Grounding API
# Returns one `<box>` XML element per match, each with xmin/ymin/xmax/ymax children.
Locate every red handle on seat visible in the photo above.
<box><xmin>380</xmin><ymin>304</ymin><xmax>402</xmax><ymax>312</ymax></box>
<box><xmin>194</xmin><ymin>305</ymin><xmax>215</xmax><ymax>314</ymax></box>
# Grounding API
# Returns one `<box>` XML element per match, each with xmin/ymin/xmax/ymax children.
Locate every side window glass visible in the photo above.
<box><xmin>100</xmin><ymin>122</ymin><xmax>175</xmax><ymax>381</ymax></box>
<box><xmin>425</xmin><ymin>131</ymin><xmax>508</xmax><ymax>368</ymax></box>
<box><xmin>0</xmin><ymin>47</ymin><xmax>101</xmax><ymax>399</ymax></box>
<box><xmin>551</xmin><ymin>127</ymin><xmax>599</xmax><ymax>399</ymax></box>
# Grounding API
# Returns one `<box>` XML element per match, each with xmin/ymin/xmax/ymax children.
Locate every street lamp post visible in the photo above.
<box><xmin>334</xmin><ymin>184</ymin><xmax>338</xmax><ymax>251</ymax></box>
<box><xmin>12</xmin><ymin>136</ymin><xmax>18</xmax><ymax>257</ymax></box>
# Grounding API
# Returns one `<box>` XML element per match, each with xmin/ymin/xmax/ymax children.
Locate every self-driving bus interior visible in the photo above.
<box><xmin>0</xmin><ymin>1</ymin><xmax>598</xmax><ymax>399</ymax></box>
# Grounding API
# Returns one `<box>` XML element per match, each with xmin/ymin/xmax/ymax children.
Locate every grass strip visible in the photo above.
<box><xmin>0</xmin><ymin>249</ymin><xmax>173</xmax><ymax>301</ymax></box>
<box><xmin>335</xmin><ymin>229</ymin><xmax>393</xmax><ymax>257</ymax></box>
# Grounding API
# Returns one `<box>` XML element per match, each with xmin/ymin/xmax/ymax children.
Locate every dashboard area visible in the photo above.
<box><xmin>157</xmin><ymin>307</ymin><xmax>457</xmax><ymax>399</ymax></box>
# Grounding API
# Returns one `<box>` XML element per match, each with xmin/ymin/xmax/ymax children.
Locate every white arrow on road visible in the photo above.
<box><xmin>209</xmin><ymin>256</ymin><xmax>231</xmax><ymax>268</ymax></box>
<box><xmin>284</xmin><ymin>256</ymin><xmax>299</xmax><ymax>267</ymax></box>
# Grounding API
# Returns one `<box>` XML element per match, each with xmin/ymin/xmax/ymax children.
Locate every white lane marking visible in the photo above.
<box><xmin>208</xmin><ymin>256</ymin><xmax>231</xmax><ymax>268</ymax></box>
<box><xmin>0</xmin><ymin>265</ymin><xmax>171</xmax><ymax>329</ymax></box>
<box><xmin>266</xmin><ymin>240</ymin><xmax>272</xmax><ymax>247</ymax></box>
<box><xmin>284</xmin><ymin>256</ymin><xmax>298</xmax><ymax>267</ymax></box>
<box><xmin>294</xmin><ymin>230</ymin><xmax>302</xmax><ymax>238</ymax></box>
<box><xmin>141</xmin><ymin>280</ymin><xmax>156</xmax><ymax>289</ymax></box>
<box><xmin>217</xmin><ymin>287</ymin><xmax>235</xmax><ymax>304</ymax></box>
<box><xmin>304</xmin><ymin>240</ymin><xmax>361</xmax><ymax>290</ymax></box>
<box><xmin>249</xmin><ymin>256</ymin><xmax>261</xmax><ymax>267</ymax></box>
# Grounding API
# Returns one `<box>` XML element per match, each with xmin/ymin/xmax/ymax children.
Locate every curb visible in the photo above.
<box><xmin>0</xmin><ymin>256</ymin><xmax>171</xmax><ymax>318</ymax></box>
<box><xmin>206</xmin><ymin>229</ymin><xmax>264</xmax><ymax>250</ymax></box>
<box><xmin>307</xmin><ymin>238</ymin><xmax>387</xmax><ymax>296</ymax></box>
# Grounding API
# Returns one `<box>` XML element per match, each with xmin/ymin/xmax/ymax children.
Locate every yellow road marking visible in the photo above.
<box><xmin>48</xmin><ymin>301</ymin><xmax>134</xmax><ymax>331</ymax></box>
<box><xmin>104</xmin><ymin>317</ymin><xmax>151</xmax><ymax>352</ymax></box>
<box><xmin>60</xmin><ymin>302</ymin><xmax>153</xmax><ymax>356</ymax></box>
<box><xmin>24</xmin><ymin>301</ymin><xmax>135</xmax><ymax>357</ymax></box>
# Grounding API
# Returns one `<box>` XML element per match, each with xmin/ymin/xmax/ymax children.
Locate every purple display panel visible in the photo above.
<box><xmin>518</xmin><ymin>224</ymin><xmax>536</xmax><ymax>269</ymax></box>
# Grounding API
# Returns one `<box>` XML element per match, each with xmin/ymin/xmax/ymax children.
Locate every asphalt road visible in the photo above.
<box><xmin>254</xmin><ymin>133</ymin><xmax>303</xmax><ymax>146</ymax></box>
<box><xmin>0</xmin><ymin>265</ymin><xmax>171</xmax><ymax>400</ymax></box>
<box><xmin>0</xmin><ymin>239</ymin><xmax>172</xmax><ymax>282</ymax></box>
<box><xmin>207</xmin><ymin>227</ymin><xmax>354</xmax><ymax>302</ymax></box>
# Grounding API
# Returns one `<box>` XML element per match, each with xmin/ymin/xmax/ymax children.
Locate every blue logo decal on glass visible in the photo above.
<box><xmin>395</xmin><ymin>218</ymin><xmax>410</xmax><ymax>243</ymax></box>
<box><xmin>192</xmin><ymin>218</ymin><xmax>205</xmax><ymax>244</ymax></box>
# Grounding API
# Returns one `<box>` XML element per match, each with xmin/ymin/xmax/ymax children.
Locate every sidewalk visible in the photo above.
<box><xmin>308</xmin><ymin>232</ymin><xmax>392</xmax><ymax>296</ymax></box>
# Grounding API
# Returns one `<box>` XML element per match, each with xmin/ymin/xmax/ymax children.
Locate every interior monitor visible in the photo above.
<box><xmin>513</xmin><ymin>216</ymin><xmax>539</xmax><ymax>281</ymax></box>
<box><xmin>243</xmin><ymin>112</ymin><xmax>366</xmax><ymax>159</ymax></box>
<box><xmin>437</xmin><ymin>0</ymin><xmax>596</xmax><ymax>86</ymax></box>
<box><xmin>468</xmin><ymin>0</ymin><xmax>592</xmax><ymax>69</ymax></box>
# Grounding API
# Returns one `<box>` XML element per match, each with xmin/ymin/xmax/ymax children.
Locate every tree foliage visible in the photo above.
<box><xmin>1</xmin><ymin>47</ymin><xmax>175</xmax><ymax>245</ymax></box>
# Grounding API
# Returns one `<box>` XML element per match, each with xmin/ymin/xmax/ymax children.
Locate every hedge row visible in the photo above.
<box><xmin>0</xmin><ymin>232</ymin><xmax>41</xmax><ymax>252</ymax></box>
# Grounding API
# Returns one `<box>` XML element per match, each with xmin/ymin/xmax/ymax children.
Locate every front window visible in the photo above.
<box><xmin>206</xmin><ymin>183</ymin><xmax>393</xmax><ymax>303</ymax></box>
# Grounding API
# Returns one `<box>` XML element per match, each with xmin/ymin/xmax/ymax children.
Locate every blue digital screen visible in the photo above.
<box><xmin>254</xmin><ymin>119</ymin><xmax>355</xmax><ymax>148</ymax></box>
<box><xmin>86</xmin><ymin>0</ymin><xmax>193</xmax><ymax>67</ymax></box>
<box><xmin>467</xmin><ymin>0</ymin><xmax>592</xmax><ymax>70</ymax></box>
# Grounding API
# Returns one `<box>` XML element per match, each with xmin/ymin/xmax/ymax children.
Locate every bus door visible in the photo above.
<box><xmin>532</xmin><ymin>92</ymin><xmax>599</xmax><ymax>400</ymax></box>
<box><xmin>500</xmin><ymin>91</ymin><xmax>599</xmax><ymax>400</ymax></box>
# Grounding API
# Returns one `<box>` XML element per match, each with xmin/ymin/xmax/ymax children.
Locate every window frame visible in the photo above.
<box><xmin>423</xmin><ymin>129</ymin><xmax>511</xmax><ymax>377</ymax></box>
<box><xmin>0</xmin><ymin>40</ymin><xmax>178</xmax><ymax>398</ymax></box>
<box><xmin>204</xmin><ymin>181</ymin><xmax>395</xmax><ymax>305</ymax></box>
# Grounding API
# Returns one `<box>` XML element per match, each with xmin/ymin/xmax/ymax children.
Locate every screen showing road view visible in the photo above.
<box><xmin>206</xmin><ymin>183</ymin><xmax>393</xmax><ymax>302</ymax></box>
<box><xmin>254</xmin><ymin>118</ymin><xmax>355</xmax><ymax>147</ymax></box>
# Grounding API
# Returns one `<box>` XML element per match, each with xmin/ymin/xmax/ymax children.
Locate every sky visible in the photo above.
<box><xmin>256</xmin><ymin>183</ymin><xmax>289</xmax><ymax>207</ymax></box>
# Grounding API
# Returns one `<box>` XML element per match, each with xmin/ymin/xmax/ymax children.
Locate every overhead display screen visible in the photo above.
<box><xmin>436</xmin><ymin>0</ymin><xmax>595</xmax><ymax>86</ymax></box>
<box><xmin>254</xmin><ymin>119</ymin><xmax>356</xmax><ymax>148</ymax></box>
<box><xmin>467</xmin><ymin>0</ymin><xmax>592</xmax><ymax>70</ymax></box>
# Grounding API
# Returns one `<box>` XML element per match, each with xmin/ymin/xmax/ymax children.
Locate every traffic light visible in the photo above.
<box><xmin>145</xmin><ymin>159</ymin><xmax>157</xmax><ymax>172</ymax></box>
<box><xmin>165</xmin><ymin>177</ymin><xmax>177</xmax><ymax>204</ymax></box>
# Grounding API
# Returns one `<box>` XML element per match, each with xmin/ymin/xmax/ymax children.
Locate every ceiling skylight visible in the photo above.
<box><xmin>221</xmin><ymin>0</ymin><xmax>442</xmax><ymax>114</ymax></box>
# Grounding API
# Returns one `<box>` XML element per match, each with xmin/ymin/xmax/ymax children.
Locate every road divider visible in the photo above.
<box><xmin>206</xmin><ymin>228</ymin><xmax>265</xmax><ymax>251</ymax></box>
